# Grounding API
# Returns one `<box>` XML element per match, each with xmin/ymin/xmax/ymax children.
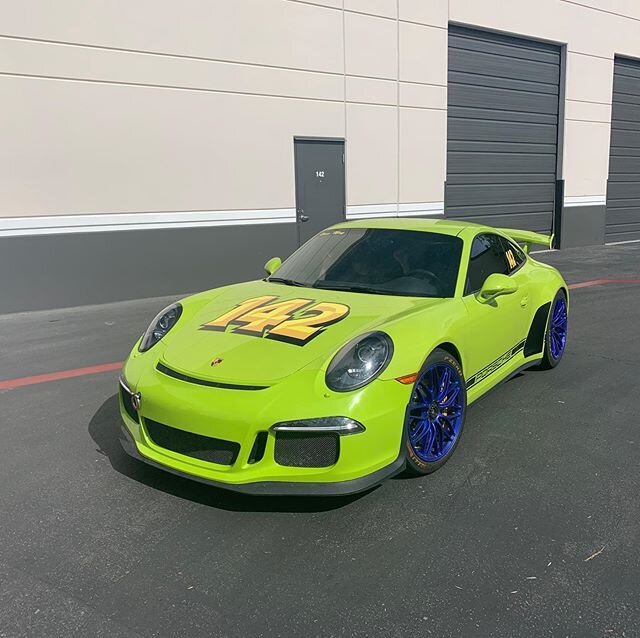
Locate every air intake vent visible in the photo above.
<box><xmin>248</xmin><ymin>432</ymin><xmax>269</xmax><ymax>465</ymax></box>
<box><xmin>274</xmin><ymin>432</ymin><xmax>339</xmax><ymax>468</ymax></box>
<box><xmin>145</xmin><ymin>419</ymin><xmax>240</xmax><ymax>466</ymax></box>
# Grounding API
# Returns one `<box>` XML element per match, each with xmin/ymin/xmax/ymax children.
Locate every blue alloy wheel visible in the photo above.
<box><xmin>408</xmin><ymin>362</ymin><xmax>465</xmax><ymax>463</ymax></box>
<box><xmin>549</xmin><ymin>297</ymin><xmax>568</xmax><ymax>359</ymax></box>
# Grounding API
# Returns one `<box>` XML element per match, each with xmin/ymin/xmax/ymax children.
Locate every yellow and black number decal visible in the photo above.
<box><xmin>200</xmin><ymin>296</ymin><xmax>350</xmax><ymax>345</ymax></box>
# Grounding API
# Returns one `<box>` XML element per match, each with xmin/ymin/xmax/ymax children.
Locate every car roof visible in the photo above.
<box><xmin>331</xmin><ymin>217</ymin><xmax>489</xmax><ymax>237</ymax></box>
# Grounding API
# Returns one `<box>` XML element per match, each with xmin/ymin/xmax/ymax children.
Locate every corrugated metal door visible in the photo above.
<box><xmin>606</xmin><ymin>57</ymin><xmax>640</xmax><ymax>242</ymax></box>
<box><xmin>446</xmin><ymin>26</ymin><xmax>561</xmax><ymax>232</ymax></box>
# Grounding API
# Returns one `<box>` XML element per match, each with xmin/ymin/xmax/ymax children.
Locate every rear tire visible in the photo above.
<box><xmin>404</xmin><ymin>348</ymin><xmax>467</xmax><ymax>476</ymax></box>
<box><xmin>539</xmin><ymin>289</ymin><xmax>568</xmax><ymax>370</ymax></box>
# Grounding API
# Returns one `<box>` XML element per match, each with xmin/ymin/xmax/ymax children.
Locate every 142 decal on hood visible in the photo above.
<box><xmin>200</xmin><ymin>295</ymin><xmax>350</xmax><ymax>345</ymax></box>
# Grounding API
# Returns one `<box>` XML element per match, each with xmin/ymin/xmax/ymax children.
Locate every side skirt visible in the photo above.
<box><xmin>467</xmin><ymin>358</ymin><xmax>542</xmax><ymax>407</ymax></box>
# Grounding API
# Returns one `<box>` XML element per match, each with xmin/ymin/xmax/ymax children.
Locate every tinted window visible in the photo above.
<box><xmin>500</xmin><ymin>237</ymin><xmax>526</xmax><ymax>273</ymax></box>
<box><xmin>269</xmin><ymin>228</ymin><xmax>463</xmax><ymax>298</ymax></box>
<box><xmin>465</xmin><ymin>234</ymin><xmax>509</xmax><ymax>295</ymax></box>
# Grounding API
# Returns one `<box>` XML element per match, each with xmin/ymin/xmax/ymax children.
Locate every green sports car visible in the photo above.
<box><xmin>118</xmin><ymin>219</ymin><xmax>568</xmax><ymax>495</ymax></box>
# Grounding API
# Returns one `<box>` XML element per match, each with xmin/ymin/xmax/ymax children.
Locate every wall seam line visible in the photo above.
<box><xmin>0</xmin><ymin>33</ymin><xmax>346</xmax><ymax>79</ymax></box>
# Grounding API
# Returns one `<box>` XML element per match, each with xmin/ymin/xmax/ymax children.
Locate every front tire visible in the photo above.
<box><xmin>404</xmin><ymin>348</ymin><xmax>467</xmax><ymax>476</ymax></box>
<box><xmin>540</xmin><ymin>290</ymin><xmax>568</xmax><ymax>370</ymax></box>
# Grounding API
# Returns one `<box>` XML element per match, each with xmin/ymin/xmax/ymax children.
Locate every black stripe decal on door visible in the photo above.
<box><xmin>466</xmin><ymin>339</ymin><xmax>526</xmax><ymax>389</ymax></box>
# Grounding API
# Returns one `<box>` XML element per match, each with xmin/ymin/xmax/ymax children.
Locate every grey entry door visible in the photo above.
<box><xmin>294</xmin><ymin>138</ymin><xmax>345</xmax><ymax>245</ymax></box>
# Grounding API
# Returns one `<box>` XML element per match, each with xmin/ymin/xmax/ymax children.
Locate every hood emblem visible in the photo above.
<box><xmin>211</xmin><ymin>357</ymin><xmax>224</xmax><ymax>367</ymax></box>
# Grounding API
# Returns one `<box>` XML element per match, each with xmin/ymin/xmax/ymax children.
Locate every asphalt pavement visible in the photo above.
<box><xmin>0</xmin><ymin>242</ymin><xmax>639</xmax><ymax>638</ymax></box>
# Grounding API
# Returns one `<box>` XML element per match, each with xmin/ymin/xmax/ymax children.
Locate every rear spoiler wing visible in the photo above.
<box><xmin>497</xmin><ymin>228</ymin><xmax>554</xmax><ymax>253</ymax></box>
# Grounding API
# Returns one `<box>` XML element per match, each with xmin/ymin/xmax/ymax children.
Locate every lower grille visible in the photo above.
<box><xmin>145</xmin><ymin>419</ymin><xmax>240</xmax><ymax>466</ymax></box>
<box><xmin>119</xmin><ymin>383</ymin><xmax>139</xmax><ymax>424</ymax></box>
<box><xmin>274</xmin><ymin>432</ymin><xmax>339</xmax><ymax>468</ymax></box>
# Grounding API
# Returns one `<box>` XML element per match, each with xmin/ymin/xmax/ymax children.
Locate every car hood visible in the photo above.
<box><xmin>161</xmin><ymin>280</ymin><xmax>444</xmax><ymax>385</ymax></box>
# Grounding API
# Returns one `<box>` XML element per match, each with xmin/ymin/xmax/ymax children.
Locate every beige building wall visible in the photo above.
<box><xmin>1</xmin><ymin>0</ymin><xmax>640</xmax><ymax>226</ymax></box>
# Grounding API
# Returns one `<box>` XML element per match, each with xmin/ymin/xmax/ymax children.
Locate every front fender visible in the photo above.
<box><xmin>379</xmin><ymin>298</ymin><xmax>468</xmax><ymax>381</ymax></box>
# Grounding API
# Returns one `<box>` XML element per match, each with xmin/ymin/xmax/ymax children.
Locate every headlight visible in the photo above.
<box><xmin>326</xmin><ymin>331</ymin><xmax>393</xmax><ymax>392</ymax></box>
<box><xmin>138</xmin><ymin>303</ymin><xmax>182</xmax><ymax>352</ymax></box>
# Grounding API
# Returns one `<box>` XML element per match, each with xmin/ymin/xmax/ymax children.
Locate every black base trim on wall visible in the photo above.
<box><xmin>553</xmin><ymin>179</ymin><xmax>564</xmax><ymax>249</ymax></box>
<box><xmin>0</xmin><ymin>223</ymin><xmax>298</xmax><ymax>314</ymax></box>
<box><xmin>559</xmin><ymin>204</ymin><xmax>606</xmax><ymax>249</ymax></box>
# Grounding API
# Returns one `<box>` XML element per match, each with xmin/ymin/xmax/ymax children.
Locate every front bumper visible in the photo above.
<box><xmin>119</xmin><ymin>422</ymin><xmax>404</xmax><ymax>496</ymax></box>
<box><xmin>118</xmin><ymin>356</ymin><xmax>410</xmax><ymax>496</ymax></box>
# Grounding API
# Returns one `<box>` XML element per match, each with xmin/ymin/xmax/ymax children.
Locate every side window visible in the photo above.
<box><xmin>465</xmin><ymin>234</ymin><xmax>509</xmax><ymax>295</ymax></box>
<box><xmin>500</xmin><ymin>237</ymin><xmax>526</xmax><ymax>273</ymax></box>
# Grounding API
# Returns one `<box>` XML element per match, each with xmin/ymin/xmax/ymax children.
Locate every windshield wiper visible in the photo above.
<box><xmin>266</xmin><ymin>277</ymin><xmax>307</xmax><ymax>287</ymax></box>
<box><xmin>312</xmin><ymin>281</ymin><xmax>388</xmax><ymax>295</ymax></box>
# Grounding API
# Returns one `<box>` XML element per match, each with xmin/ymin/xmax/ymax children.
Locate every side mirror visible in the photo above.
<box><xmin>477</xmin><ymin>273</ymin><xmax>518</xmax><ymax>303</ymax></box>
<box><xmin>264</xmin><ymin>257</ymin><xmax>282</xmax><ymax>276</ymax></box>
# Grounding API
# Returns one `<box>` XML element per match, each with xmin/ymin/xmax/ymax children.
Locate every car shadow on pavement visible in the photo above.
<box><xmin>88</xmin><ymin>395</ymin><xmax>374</xmax><ymax>513</ymax></box>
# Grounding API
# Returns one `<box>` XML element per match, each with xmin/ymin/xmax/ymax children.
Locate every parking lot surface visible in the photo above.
<box><xmin>1</xmin><ymin>242</ymin><xmax>639</xmax><ymax>637</ymax></box>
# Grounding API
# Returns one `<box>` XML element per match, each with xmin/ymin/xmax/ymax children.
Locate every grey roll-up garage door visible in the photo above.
<box><xmin>606</xmin><ymin>57</ymin><xmax>640</xmax><ymax>242</ymax></box>
<box><xmin>446</xmin><ymin>26</ymin><xmax>561</xmax><ymax>232</ymax></box>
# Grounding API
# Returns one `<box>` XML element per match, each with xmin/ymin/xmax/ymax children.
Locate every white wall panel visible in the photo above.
<box><xmin>0</xmin><ymin>75</ymin><xmax>344</xmax><ymax>215</ymax></box>
<box><xmin>346</xmin><ymin>103</ymin><xmax>398</xmax><ymax>206</ymax></box>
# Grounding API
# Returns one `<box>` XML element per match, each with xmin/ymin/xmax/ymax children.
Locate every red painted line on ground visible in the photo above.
<box><xmin>1</xmin><ymin>277</ymin><xmax>639</xmax><ymax>391</ymax></box>
<box><xmin>0</xmin><ymin>362</ymin><xmax>123</xmax><ymax>390</ymax></box>
<box><xmin>568</xmin><ymin>278</ymin><xmax>640</xmax><ymax>290</ymax></box>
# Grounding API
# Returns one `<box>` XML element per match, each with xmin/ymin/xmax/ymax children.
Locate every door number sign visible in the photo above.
<box><xmin>201</xmin><ymin>295</ymin><xmax>350</xmax><ymax>345</ymax></box>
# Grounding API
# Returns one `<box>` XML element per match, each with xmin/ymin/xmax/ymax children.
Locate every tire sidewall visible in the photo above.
<box><xmin>404</xmin><ymin>348</ymin><xmax>467</xmax><ymax>475</ymax></box>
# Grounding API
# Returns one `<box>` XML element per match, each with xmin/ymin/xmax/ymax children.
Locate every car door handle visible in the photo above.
<box><xmin>520</xmin><ymin>296</ymin><xmax>529</xmax><ymax>308</ymax></box>
<box><xmin>298</xmin><ymin>209</ymin><xmax>309</xmax><ymax>222</ymax></box>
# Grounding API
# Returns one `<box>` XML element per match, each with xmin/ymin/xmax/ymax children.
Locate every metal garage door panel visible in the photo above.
<box><xmin>447</xmin><ymin>152</ymin><xmax>556</xmax><ymax>174</ymax></box>
<box><xmin>448</xmin><ymin>141</ymin><xmax>556</xmax><ymax>156</ymax></box>
<box><xmin>448</xmin><ymin>119</ymin><xmax>558</xmax><ymax>144</ymax></box>
<box><xmin>451</xmin><ymin>31</ymin><xmax>559</xmax><ymax>64</ymax></box>
<box><xmin>613</xmin><ymin>78</ymin><xmax>640</xmax><ymax>96</ymax></box>
<box><xmin>608</xmin><ymin>183</ymin><xmax>640</xmax><ymax>201</ymax></box>
<box><xmin>446</xmin><ymin>26</ymin><xmax>560</xmax><ymax>231</ymax></box>
<box><xmin>610</xmin><ymin>147</ymin><xmax>640</xmax><ymax>158</ymax></box>
<box><xmin>617</xmin><ymin>62</ymin><xmax>640</xmax><ymax>79</ymax></box>
<box><xmin>606</xmin><ymin>57</ymin><xmax>640</xmax><ymax>242</ymax></box>
<box><xmin>611</xmin><ymin>129</ymin><xmax>640</xmax><ymax>148</ymax></box>
<box><xmin>614</xmin><ymin>91</ymin><xmax>640</xmax><ymax>107</ymax></box>
<box><xmin>603</xmin><ymin>207</ymin><xmax>640</xmax><ymax>223</ymax></box>
<box><xmin>448</xmin><ymin>53</ymin><xmax>558</xmax><ymax>84</ymax></box>
<box><xmin>449</xmin><ymin>84</ymin><xmax>559</xmax><ymax>115</ymax></box>
<box><xmin>448</xmin><ymin>75</ymin><xmax>558</xmax><ymax>100</ymax></box>
<box><xmin>604</xmin><ymin>220</ymin><xmax>640</xmax><ymax>237</ymax></box>
<box><xmin>457</xmin><ymin>211</ymin><xmax>553</xmax><ymax>233</ymax></box>
<box><xmin>447</xmin><ymin>183</ymin><xmax>555</xmax><ymax>207</ymax></box>
<box><xmin>447</xmin><ymin>172</ymin><xmax>555</xmax><ymax>185</ymax></box>
<box><xmin>448</xmin><ymin>106</ymin><xmax>556</xmax><ymax>125</ymax></box>
<box><xmin>609</xmin><ymin>156</ymin><xmax>640</xmax><ymax>174</ymax></box>
<box><xmin>614</xmin><ymin>103</ymin><xmax>640</xmax><ymax>123</ymax></box>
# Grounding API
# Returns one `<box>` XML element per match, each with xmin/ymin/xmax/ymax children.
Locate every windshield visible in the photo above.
<box><xmin>268</xmin><ymin>227</ymin><xmax>463</xmax><ymax>298</ymax></box>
